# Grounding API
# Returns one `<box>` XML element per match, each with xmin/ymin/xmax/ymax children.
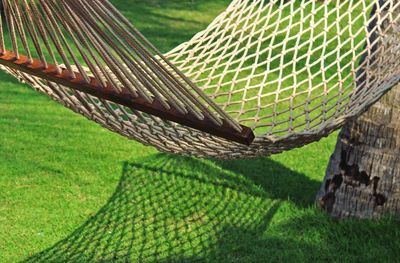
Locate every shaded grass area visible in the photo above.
<box><xmin>15</xmin><ymin>153</ymin><xmax>400</xmax><ymax>263</ymax></box>
<box><xmin>0</xmin><ymin>1</ymin><xmax>400</xmax><ymax>262</ymax></box>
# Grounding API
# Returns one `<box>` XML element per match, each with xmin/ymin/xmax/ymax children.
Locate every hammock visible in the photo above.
<box><xmin>0</xmin><ymin>0</ymin><xmax>399</xmax><ymax>158</ymax></box>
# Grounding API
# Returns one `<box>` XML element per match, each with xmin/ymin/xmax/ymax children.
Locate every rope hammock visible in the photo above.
<box><xmin>0</xmin><ymin>0</ymin><xmax>399</xmax><ymax>158</ymax></box>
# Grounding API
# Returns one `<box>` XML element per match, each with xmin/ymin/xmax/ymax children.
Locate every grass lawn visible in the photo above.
<box><xmin>1</xmin><ymin>0</ymin><xmax>399</xmax><ymax>262</ymax></box>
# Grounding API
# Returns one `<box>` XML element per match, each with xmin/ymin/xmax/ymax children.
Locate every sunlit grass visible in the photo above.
<box><xmin>1</xmin><ymin>1</ymin><xmax>399</xmax><ymax>262</ymax></box>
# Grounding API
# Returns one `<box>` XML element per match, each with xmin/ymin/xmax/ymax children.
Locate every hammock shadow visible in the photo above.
<box><xmin>214</xmin><ymin>158</ymin><xmax>321</xmax><ymax>208</ymax></box>
<box><xmin>23</xmin><ymin>154</ymin><xmax>320</xmax><ymax>262</ymax></box>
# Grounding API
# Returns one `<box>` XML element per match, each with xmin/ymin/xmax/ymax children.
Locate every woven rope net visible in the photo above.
<box><xmin>0</xmin><ymin>0</ymin><xmax>400</xmax><ymax>158</ymax></box>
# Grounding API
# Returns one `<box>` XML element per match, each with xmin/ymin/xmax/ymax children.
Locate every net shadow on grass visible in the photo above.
<box><xmin>23</xmin><ymin>154</ymin><xmax>319</xmax><ymax>262</ymax></box>
<box><xmin>214</xmin><ymin>158</ymin><xmax>321</xmax><ymax>208</ymax></box>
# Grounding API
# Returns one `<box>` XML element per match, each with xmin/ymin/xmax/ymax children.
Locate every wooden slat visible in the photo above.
<box><xmin>0</xmin><ymin>51</ymin><xmax>255</xmax><ymax>145</ymax></box>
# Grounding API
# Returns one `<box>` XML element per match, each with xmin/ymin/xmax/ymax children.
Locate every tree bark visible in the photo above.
<box><xmin>317</xmin><ymin>84</ymin><xmax>400</xmax><ymax>219</ymax></box>
<box><xmin>316</xmin><ymin>2</ymin><xmax>400</xmax><ymax>219</ymax></box>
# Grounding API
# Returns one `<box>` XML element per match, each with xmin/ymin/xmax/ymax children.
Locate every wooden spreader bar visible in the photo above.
<box><xmin>0</xmin><ymin>52</ymin><xmax>255</xmax><ymax>145</ymax></box>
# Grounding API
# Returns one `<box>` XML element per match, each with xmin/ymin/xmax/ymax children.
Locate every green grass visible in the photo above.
<box><xmin>1</xmin><ymin>1</ymin><xmax>400</xmax><ymax>262</ymax></box>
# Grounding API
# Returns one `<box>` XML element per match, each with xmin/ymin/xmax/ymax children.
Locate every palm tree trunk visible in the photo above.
<box><xmin>317</xmin><ymin>84</ymin><xmax>400</xmax><ymax>219</ymax></box>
